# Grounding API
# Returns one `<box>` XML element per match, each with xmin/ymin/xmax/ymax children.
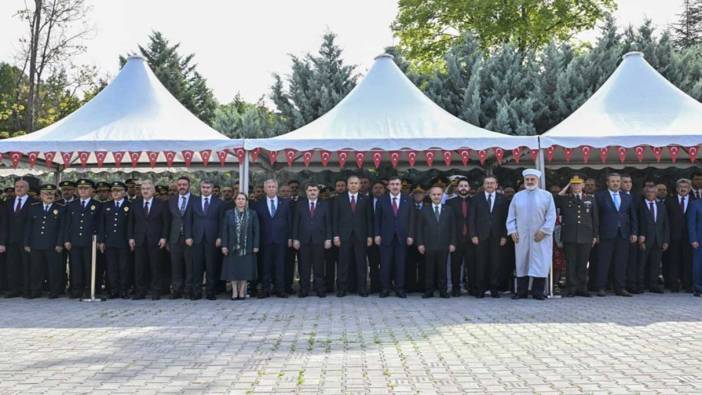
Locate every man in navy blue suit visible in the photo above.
<box><xmin>374</xmin><ymin>176</ymin><xmax>414</xmax><ymax>298</ymax></box>
<box><xmin>185</xmin><ymin>180</ymin><xmax>223</xmax><ymax>300</ymax></box>
<box><xmin>594</xmin><ymin>173</ymin><xmax>638</xmax><ymax>297</ymax></box>
<box><xmin>254</xmin><ymin>179</ymin><xmax>292</xmax><ymax>298</ymax></box>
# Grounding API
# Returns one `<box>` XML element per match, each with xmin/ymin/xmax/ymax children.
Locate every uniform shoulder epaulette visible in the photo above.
<box><xmin>55</xmin><ymin>202</ymin><xmax>65</xmax><ymax>207</ymax></box>
<box><xmin>30</xmin><ymin>201</ymin><xmax>41</xmax><ymax>206</ymax></box>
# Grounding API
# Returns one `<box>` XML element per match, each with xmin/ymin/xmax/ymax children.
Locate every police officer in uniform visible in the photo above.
<box><xmin>98</xmin><ymin>181</ymin><xmax>132</xmax><ymax>299</ymax></box>
<box><xmin>64</xmin><ymin>179</ymin><xmax>103</xmax><ymax>298</ymax></box>
<box><xmin>24</xmin><ymin>184</ymin><xmax>65</xmax><ymax>298</ymax></box>
<box><xmin>557</xmin><ymin>175</ymin><xmax>599</xmax><ymax>297</ymax></box>
<box><xmin>57</xmin><ymin>181</ymin><xmax>77</xmax><ymax>205</ymax></box>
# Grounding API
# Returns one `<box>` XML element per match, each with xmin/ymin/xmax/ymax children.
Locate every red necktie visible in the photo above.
<box><xmin>462</xmin><ymin>199</ymin><xmax>468</xmax><ymax>236</ymax></box>
<box><xmin>392</xmin><ymin>197</ymin><xmax>399</xmax><ymax>216</ymax></box>
<box><xmin>351</xmin><ymin>195</ymin><xmax>356</xmax><ymax>213</ymax></box>
<box><xmin>310</xmin><ymin>201</ymin><xmax>315</xmax><ymax>217</ymax></box>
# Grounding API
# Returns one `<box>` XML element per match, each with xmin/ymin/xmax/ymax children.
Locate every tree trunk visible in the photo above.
<box><xmin>25</xmin><ymin>0</ymin><xmax>43</xmax><ymax>134</ymax></box>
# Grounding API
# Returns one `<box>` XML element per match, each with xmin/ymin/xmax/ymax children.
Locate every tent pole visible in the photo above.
<box><xmin>241</xmin><ymin>150</ymin><xmax>250</xmax><ymax>198</ymax></box>
<box><xmin>537</xmin><ymin>148</ymin><xmax>554</xmax><ymax>299</ymax></box>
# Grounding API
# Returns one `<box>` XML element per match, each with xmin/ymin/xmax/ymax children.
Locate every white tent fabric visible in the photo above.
<box><xmin>541</xmin><ymin>51</ymin><xmax>702</xmax><ymax>149</ymax></box>
<box><xmin>246</xmin><ymin>54</ymin><xmax>537</xmax><ymax>152</ymax></box>
<box><xmin>0</xmin><ymin>55</ymin><xmax>239</xmax><ymax>154</ymax></box>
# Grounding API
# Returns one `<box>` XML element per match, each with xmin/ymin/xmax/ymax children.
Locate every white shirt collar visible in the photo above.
<box><xmin>81</xmin><ymin>197</ymin><xmax>91</xmax><ymax>204</ymax></box>
<box><xmin>309</xmin><ymin>199</ymin><xmax>317</xmax><ymax>205</ymax></box>
<box><xmin>268</xmin><ymin>196</ymin><xmax>278</xmax><ymax>203</ymax></box>
<box><xmin>485</xmin><ymin>191</ymin><xmax>494</xmax><ymax>198</ymax></box>
<box><xmin>143</xmin><ymin>197</ymin><xmax>153</xmax><ymax>204</ymax></box>
<box><xmin>348</xmin><ymin>192</ymin><xmax>358</xmax><ymax>199</ymax></box>
<box><xmin>390</xmin><ymin>192</ymin><xmax>401</xmax><ymax>199</ymax></box>
<box><xmin>180</xmin><ymin>192</ymin><xmax>190</xmax><ymax>199</ymax></box>
<box><xmin>114</xmin><ymin>198</ymin><xmax>125</xmax><ymax>207</ymax></box>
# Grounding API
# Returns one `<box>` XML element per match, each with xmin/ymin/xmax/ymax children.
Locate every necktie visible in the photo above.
<box><xmin>204</xmin><ymin>197</ymin><xmax>209</xmax><ymax>214</ymax></box>
<box><xmin>681</xmin><ymin>196</ymin><xmax>686</xmax><ymax>213</ymax></box>
<box><xmin>180</xmin><ymin>196</ymin><xmax>186</xmax><ymax>215</ymax></box>
<box><xmin>44</xmin><ymin>205</ymin><xmax>49</xmax><ymax>213</ymax></box>
<box><xmin>270</xmin><ymin>199</ymin><xmax>276</xmax><ymax>217</ymax></box>
<box><xmin>115</xmin><ymin>201</ymin><xmax>119</xmax><ymax>210</ymax></box>
<box><xmin>613</xmin><ymin>193</ymin><xmax>620</xmax><ymax>211</ymax></box>
<box><xmin>487</xmin><ymin>193</ymin><xmax>493</xmax><ymax>213</ymax></box>
<box><xmin>434</xmin><ymin>205</ymin><xmax>440</xmax><ymax>221</ymax></box>
<box><xmin>15</xmin><ymin>198</ymin><xmax>21</xmax><ymax>213</ymax></box>
<box><xmin>649</xmin><ymin>202</ymin><xmax>656</xmax><ymax>222</ymax></box>
<box><xmin>144</xmin><ymin>201</ymin><xmax>150</xmax><ymax>216</ymax></box>
<box><xmin>461</xmin><ymin>199</ymin><xmax>468</xmax><ymax>236</ymax></box>
<box><xmin>392</xmin><ymin>197</ymin><xmax>399</xmax><ymax>216</ymax></box>
<box><xmin>350</xmin><ymin>195</ymin><xmax>356</xmax><ymax>213</ymax></box>
<box><xmin>310</xmin><ymin>201</ymin><xmax>315</xmax><ymax>217</ymax></box>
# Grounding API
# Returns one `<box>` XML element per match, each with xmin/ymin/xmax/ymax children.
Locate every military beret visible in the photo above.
<box><xmin>40</xmin><ymin>184</ymin><xmax>58</xmax><ymax>192</ymax></box>
<box><xmin>76</xmin><ymin>179</ymin><xmax>95</xmax><ymax>188</ymax></box>
<box><xmin>111</xmin><ymin>181</ymin><xmax>127</xmax><ymax>190</ymax></box>
<box><xmin>156</xmin><ymin>185</ymin><xmax>169</xmax><ymax>193</ymax></box>
<box><xmin>59</xmin><ymin>181</ymin><xmax>76</xmax><ymax>188</ymax></box>
<box><xmin>569</xmin><ymin>175</ymin><xmax>584</xmax><ymax>184</ymax></box>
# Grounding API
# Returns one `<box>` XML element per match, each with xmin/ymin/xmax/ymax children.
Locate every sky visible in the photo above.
<box><xmin>0</xmin><ymin>0</ymin><xmax>686</xmax><ymax>104</ymax></box>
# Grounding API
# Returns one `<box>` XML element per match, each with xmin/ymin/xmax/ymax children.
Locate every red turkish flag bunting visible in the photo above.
<box><xmin>443</xmin><ymin>150</ymin><xmax>453</xmax><ymax>166</ymax></box>
<box><xmin>112</xmin><ymin>151</ymin><xmax>125</xmax><ymax>168</ymax></box>
<box><xmin>128</xmin><ymin>151</ymin><xmax>142</xmax><ymax>167</ymax></box>
<box><xmin>303</xmin><ymin>151</ymin><xmax>313</xmax><ymax>167</ymax></box>
<box><xmin>545</xmin><ymin>146</ymin><xmax>555</xmax><ymax>162</ymax></box>
<box><xmin>512</xmin><ymin>147</ymin><xmax>521</xmax><ymax>164</ymax></box>
<box><xmin>390</xmin><ymin>151</ymin><xmax>400</xmax><ymax>168</ymax></box>
<box><xmin>338</xmin><ymin>151</ymin><xmax>348</xmax><ymax>168</ymax></box>
<box><xmin>320</xmin><ymin>150</ymin><xmax>331</xmax><ymax>167</ymax></box>
<box><xmin>250</xmin><ymin>148</ymin><xmax>260</xmax><ymax>162</ymax></box>
<box><xmin>458</xmin><ymin>149</ymin><xmax>471</xmax><ymax>166</ymax></box>
<box><xmin>424</xmin><ymin>150</ymin><xmax>435</xmax><ymax>167</ymax></box>
<box><xmin>372</xmin><ymin>151</ymin><xmax>383</xmax><ymax>168</ymax></box>
<box><xmin>182</xmin><ymin>150</ymin><xmax>194</xmax><ymax>167</ymax></box>
<box><xmin>530</xmin><ymin>149</ymin><xmax>539</xmax><ymax>162</ymax></box>
<box><xmin>267</xmin><ymin>150</ymin><xmax>278</xmax><ymax>165</ymax></box>
<box><xmin>580</xmin><ymin>146</ymin><xmax>592</xmax><ymax>163</ymax></box>
<box><xmin>285</xmin><ymin>149</ymin><xmax>296</xmax><ymax>167</ymax></box>
<box><xmin>478</xmin><ymin>150</ymin><xmax>488</xmax><ymax>165</ymax></box>
<box><xmin>61</xmin><ymin>152</ymin><xmax>74</xmax><ymax>168</ymax></box>
<box><xmin>147</xmin><ymin>151</ymin><xmax>159</xmax><ymax>168</ymax></box>
<box><xmin>355</xmin><ymin>151</ymin><xmax>365</xmax><ymax>168</ymax></box>
<box><xmin>599</xmin><ymin>147</ymin><xmax>609</xmax><ymax>163</ymax></box>
<box><xmin>494</xmin><ymin>148</ymin><xmax>504</xmax><ymax>164</ymax></box>
<box><xmin>616</xmin><ymin>146</ymin><xmax>627</xmax><ymax>163</ymax></box>
<box><xmin>234</xmin><ymin>148</ymin><xmax>245</xmax><ymax>162</ymax></box>
<box><xmin>563</xmin><ymin>147</ymin><xmax>573</xmax><ymax>162</ymax></box>
<box><xmin>689</xmin><ymin>146</ymin><xmax>699</xmax><ymax>163</ymax></box>
<box><xmin>669</xmin><ymin>146</ymin><xmax>680</xmax><ymax>163</ymax></box>
<box><xmin>634</xmin><ymin>145</ymin><xmax>645</xmax><ymax>162</ymax></box>
<box><xmin>164</xmin><ymin>151</ymin><xmax>176</xmax><ymax>167</ymax></box>
<box><xmin>199</xmin><ymin>150</ymin><xmax>212</xmax><ymax>167</ymax></box>
<box><xmin>407</xmin><ymin>151</ymin><xmax>417</xmax><ymax>167</ymax></box>
<box><xmin>651</xmin><ymin>146</ymin><xmax>663</xmax><ymax>162</ymax></box>
<box><xmin>95</xmin><ymin>151</ymin><xmax>108</xmax><ymax>167</ymax></box>
<box><xmin>10</xmin><ymin>152</ymin><xmax>21</xmax><ymax>168</ymax></box>
<box><xmin>44</xmin><ymin>151</ymin><xmax>56</xmax><ymax>168</ymax></box>
<box><xmin>27</xmin><ymin>152</ymin><xmax>38</xmax><ymax>168</ymax></box>
<box><xmin>216</xmin><ymin>150</ymin><xmax>229</xmax><ymax>167</ymax></box>
<box><xmin>78</xmin><ymin>151</ymin><xmax>90</xmax><ymax>168</ymax></box>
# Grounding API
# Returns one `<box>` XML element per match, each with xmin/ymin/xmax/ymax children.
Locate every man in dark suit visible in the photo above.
<box><xmin>374</xmin><ymin>176</ymin><xmax>414</xmax><ymax>298</ymax></box>
<box><xmin>253</xmin><ymin>179</ymin><xmax>292</xmax><ymax>298</ymax></box>
<box><xmin>594</xmin><ymin>173</ymin><xmax>638</xmax><ymax>297</ymax></box>
<box><xmin>98</xmin><ymin>182</ymin><xmax>132</xmax><ymax>299</ymax></box>
<box><xmin>285</xmin><ymin>180</ymin><xmax>301</xmax><ymax>295</ymax></box>
<box><xmin>407</xmin><ymin>186</ymin><xmax>426</xmax><ymax>294</ymax></box>
<box><xmin>665</xmin><ymin>178</ymin><xmax>692</xmax><ymax>292</ymax></box>
<box><xmin>292</xmin><ymin>184</ymin><xmax>332</xmax><ymax>297</ymax></box>
<box><xmin>446</xmin><ymin>178</ymin><xmax>471</xmax><ymax>297</ymax></box>
<box><xmin>416</xmin><ymin>186</ymin><xmax>456</xmax><ymax>298</ymax></box>
<box><xmin>128</xmin><ymin>180</ymin><xmax>169</xmax><ymax>300</ymax></box>
<box><xmin>621</xmin><ymin>175</ymin><xmax>642</xmax><ymax>294</ymax></box>
<box><xmin>333</xmin><ymin>175</ymin><xmax>373</xmax><ymax>297</ymax></box>
<box><xmin>367</xmin><ymin>181</ymin><xmax>385</xmax><ymax>293</ymax></box>
<box><xmin>556</xmin><ymin>176</ymin><xmax>599</xmax><ymax>297</ymax></box>
<box><xmin>635</xmin><ymin>186</ymin><xmax>669</xmax><ymax>293</ymax></box>
<box><xmin>3</xmin><ymin>178</ymin><xmax>35</xmax><ymax>298</ymax></box>
<box><xmin>63</xmin><ymin>179</ymin><xmax>102</xmax><ymax>298</ymax></box>
<box><xmin>23</xmin><ymin>184</ymin><xmax>65</xmax><ymax>298</ymax></box>
<box><xmin>185</xmin><ymin>180</ymin><xmax>224</xmax><ymax>300</ymax></box>
<box><xmin>167</xmin><ymin>176</ymin><xmax>194</xmax><ymax>299</ymax></box>
<box><xmin>469</xmin><ymin>176</ymin><xmax>509</xmax><ymax>298</ymax></box>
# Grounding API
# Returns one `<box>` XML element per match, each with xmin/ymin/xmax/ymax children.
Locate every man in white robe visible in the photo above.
<box><xmin>506</xmin><ymin>169</ymin><xmax>557</xmax><ymax>300</ymax></box>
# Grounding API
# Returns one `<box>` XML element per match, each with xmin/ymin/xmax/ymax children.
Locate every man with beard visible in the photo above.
<box><xmin>167</xmin><ymin>176</ymin><xmax>193</xmax><ymax>299</ymax></box>
<box><xmin>326</xmin><ymin>178</ymin><xmax>347</xmax><ymax>293</ymax></box>
<box><xmin>416</xmin><ymin>186</ymin><xmax>455</xmax><ymax>298</ymax></box>
<box><xmin>446</xmin><ymin>177</ymin><xmax>472</xmax><ymax>297</ymax></box>
<box><xmin>622</xmin><ymin>174</ymin><xmax>642</xmax><ymax>294</ymax></box>
<box><xmin>407</xmin><ymin>186</ymin><xmax>426</xmax><ymax>294</ymax></box>
<box><xmin>506</xmin><ymin>169</ymin><xmax>556</xmax><ymax>300</ymax></box>
<box><xmin>367</xmin><ymin>180</ymin><xmax>385</xmax><ymax>293</ymax></box>
<box><xmin>666</xmin><ymin>179</ymin><xmax>693</xmax><ymax>292</ymax></box>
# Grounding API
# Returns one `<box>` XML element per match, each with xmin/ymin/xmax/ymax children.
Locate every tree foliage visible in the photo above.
<box><xmin>672</xmin><ymin>0</ymin><xmax>702</xmax><ymax>48</ymax></box>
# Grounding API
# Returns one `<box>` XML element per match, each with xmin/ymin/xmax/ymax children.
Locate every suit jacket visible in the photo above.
<box><xmin>293</xmin><ymin>198</ymin><xmax>332</xmax><ymax>244</ymax></box>
<box><xmin>374</xmin><ymin>193</ymin><xmax>413</xmax><ymax>246</ymax></box>
<box><xmin>168</xmin><ymin>194</ymin><xmax>194</xmax><ymax>244</ymax></box>
<box><xmin>416</xmin><ymin>203</ymin><xmax>456</xmax><ymax>251</ymax></box>
<box><xmin>687</xmin><ymin>199</ymin><xmax>702</xmax><ymax>244</ymax></box>
<box><xmin>556</xmin><ymin>194</ymin><xmax>599</xmax><ymax>244</ymax></box>
<box><xmin>666</xmin><ymin>194</ymin><xmax>690</xmax><ymax>241</ymax></box>
<box><xmin>186</xmin><ymin>195</ymin><xmax>223</xmax><ymax>244</ymax></box>
<box><xmin>5</xmin><ymin>195</ymin><xmax>36</xmax><ymax>245</ymax></box>
<box><xmin>595</xmin><ymin>190</ymin><xmax>638</xmax><ymax>240</ymax></box>
<box><xmin>24</xmin><ymin>202</ymin><xmax>64</xmax><ymax>249</ymax></box>
<box><xmin>638</xmin><ymin>200</ymin><xmax>670</xmax><ymax>248</ymax></box>
<box><xmin>469</xmin><ymin>192</ymin><xmax>508</xmax><ymax>241</ymax></box>
<box><xmin>99</xmin><ymin>200</ymin><xmax>131</xmax><ymax>249</ymax></box>
<box><xmin>333</xmin><ymin>192</ymin><xmax>373</xmax><ymax>242</ymax></box>
<box><xmin>128</xmin><ymin>197</ymin><xmax>169</xmax><ymax>247</ymax></box>
<box><xmin>446</xmin><ymin>195</ymin><xmax>471</xmax><ymax>243</ymax></box>
<box><xmin>221</xmin><ymin>208</ymin><xmax>260</xmax><ymax>254</ymax></box>
<box><xmin>254</xmin><ymin>196</ymin><xmax>292</xmax><ymax>245</ymax></box>
<box><xmin>64</xmin><ymin>198</ymin><xmax>102</xmax><ymax>247</ymax></box>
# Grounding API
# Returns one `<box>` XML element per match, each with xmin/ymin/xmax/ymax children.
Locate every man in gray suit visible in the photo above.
<box><xmin>167</xmin><ymin>176</ymin><xmax>194</xmax><ymax>299</ymax></box>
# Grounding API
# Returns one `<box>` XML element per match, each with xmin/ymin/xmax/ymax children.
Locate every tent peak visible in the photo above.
<box><xmin>622</xmin><ymin>51</ymin><xmax>643</xmax><ymax>60</ymax></box>
<box><xmin>374</xmin><ymin>53</ymin><xmax>394</xmax><ymax>61</ymax></box>
<box><xmin>126</xmin><ymin>54</ymin><xmax>146</xmax><ymax>62</ymax></box>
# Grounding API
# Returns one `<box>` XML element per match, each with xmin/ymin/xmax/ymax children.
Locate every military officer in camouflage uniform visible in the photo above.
<box><xmin>557</xmin><ymin>175</ymin><xmax>599</xmax><ymax>297</ymax></box>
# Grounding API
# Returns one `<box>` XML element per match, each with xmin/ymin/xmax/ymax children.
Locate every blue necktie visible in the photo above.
<box><xmin>612</xmin><ymin>192</ymin><xmax>620</xmax><ymax>211</ymax></box>
<box><xmin>270</xmin><ymin>199</ymin><xmax>277</xmax><ymax>216</ymax></box>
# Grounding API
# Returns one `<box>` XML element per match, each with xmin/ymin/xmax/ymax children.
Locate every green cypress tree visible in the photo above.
<box><xmin>672</xmin><ymin>0</ymin><xmax>702</xmax><ymax>48</ymax></box>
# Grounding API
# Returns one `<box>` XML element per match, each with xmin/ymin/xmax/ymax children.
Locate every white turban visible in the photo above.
<box><xmin>522</xmin><ymin>168</ymin><xmax>542</xmax><ymax>178</ymax></box>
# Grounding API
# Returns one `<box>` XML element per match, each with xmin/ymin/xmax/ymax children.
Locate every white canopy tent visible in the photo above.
<box><xmin>243</xmin><ymin>53</ymin><xmax>539</xmax><ymax>191</ymax></box>
<box><xmin>0</xmin><ymin>55</ymin><xmax>244</xmax><ymax>174</ymax></box>
<box><xmin>540</xmin><ymin>51</ymin><xmax>702</xmax><ymax>166</ymax></box>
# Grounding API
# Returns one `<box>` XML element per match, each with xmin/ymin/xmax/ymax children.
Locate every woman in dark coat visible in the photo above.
<box><xmin>221</xmin><ymin>192</ymin><xmax>260</xmax><ymax>300</ymax></box>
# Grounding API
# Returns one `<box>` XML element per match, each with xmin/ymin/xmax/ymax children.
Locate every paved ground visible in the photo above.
<box><xmin>0</xmin><ymin>294</ymin><xmax>700</xmax><ymax>394</ymax></box>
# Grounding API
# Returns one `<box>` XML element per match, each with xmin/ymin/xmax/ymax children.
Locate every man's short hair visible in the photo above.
<box><xmin>264</xmin><ymin>179</ymin><xmax>278</xmax><ymax>187</ymax></box>
<box><xmin>607</xmin><ymin>173</ymin><xmax>621</xmax><ymax>180</ymax></box>
<box><xmin>305</xmin><ymin>183</ymin><xmax>319</xmax><ymax>190</ymax></box>
<box><xmin>177</xmin><ymin>176</ymin><xmax>190</xmax><ymax>183</ymax></box>
<box><xmin>677</xmin><ymin>178</ymin><xmax>691</xmax><ymax>187</ymax></box>
<box><xmin>201</xmin><ymin>179</ymin><xmax>214</xmax><ymax>187</ymax></box>
<box><xmin>387</xmin><ymin>176</ymin><xmax>402</xmax><ymax>183</ymax></box>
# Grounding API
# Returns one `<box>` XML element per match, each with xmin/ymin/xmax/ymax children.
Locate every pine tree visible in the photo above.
<box><xmin>672</xmin><ymin>0</ymin><xmax>702</xmax><ymax>48</ymax></box>
<box><xmin>212</xmin><ymin>93</ymin><xmax>282</xmax><ymax>138</ymax></box>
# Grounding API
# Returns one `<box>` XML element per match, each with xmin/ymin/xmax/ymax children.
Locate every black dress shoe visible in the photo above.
<box><xmin>206</xmin><ymin>295</ymin><xmax>216</xmax><ymax>301</ymax></box>
<box><xmin>565</xmin><ymin>291</ymin><xmax>576</xmax><ymax>297</ymax></box>
<box><xmin>694</xmin><ymin>292</ymin><xmax>701</xmax><ymax>297</ymax></box>
<box><xmin>336</xmin><ymin>290</ymin><xmax>346</xmax><ymax>297</ymax></box>
<box><xmin>359</xmin><ymin>291</ymin><xmax>368</xmax><ymax>297</ymax></box>
<box><xmin>258</xmin><ymin>291</ymin><xmax>270</xmax><ymax>299</ymax></box>
<box><xmin>396</xmin><ymin>291</ymin><xmax>407</xmax><ymax>298</ymax></box>
<box><xmin>4</xmin><ymin>291</ymin><xmax>20</xmax><ymax>298</ymax></box>
<box><xmin>533</xmin><ymin>293</ymin><xmax>546</xmax><ymax>301</ymax></box>
<box><xmin>422</xmin><ymin>292</ymin><xmax>433</xmax><ymax>298</ymax></box>
<box><xmin>475</xmin><ymin>293</ymin><xmax>485</xmax><ymax>299</ymax></box>
<box><xmin>317</xmin><ymin>291</ymin><xmax>326</xmax><ymax>298</ymax></box>
<box><xmin>48</xmin><ymin>293</ymin><xmax>59</xmax><ymax>299</ymax></box>
<box><xmin>439</xmin><ymin>292</ymin><xmax>449</xmax><ymax>298</ymax></box>
<box><xmin>576</xmin><ymin>291</ymin><xmax>592</xmax><ymax>297</ymax></box>
<box><xmin>511</xmin><ymin>293</ymin><xmax>527</xmax><ymax>300</ymax></box>
<box><xmin>649</xmin><ymin>287</ymin><xmax>664</xmax><ymax>294</ymax></box>
<box><xmin>169</xmin><ymin>293</ymin><xmax>181</xmax><ymax>300</ymax></box>
<box><xmin>121</xmin><ymin>292</ymin><xmax>130</xmax><ymax>299</ymax></box>
<box><xmin>298</xmin><ymin>291</ymin><xmax>308</xmax><ymax>298</ymax></box>
<box><xmin>597</xmin><ymin>289</ymin><xmax>607</xmax><ymax>297</ymax></box>
<box><xmin>451</xmin><ymin>289</ymin><xmax>461</xmax><ymax>297</ymax></box>
<box><xmin>132</xmin><ymin>294</ymin><xmax>145</xmax><ymax>300</ymax></box>
<box><xmin>151</xmin><ymin>294</ymin><xmax>160</xmax><ymax>301</ymax></box>
<box><xmin>190</xmin><ymin>294</ymin><xmax>202</xmax><ymax>301</ymax></box>
<box><xmin>616</xmin><ymin>290</ymin><xmax>632</xmax><ymax>297</ymax></box>
<box><xmin>379</xmin><ymin>290</ymin><xmax>389</xmax><ymax>298</ymax></box>
<box><xmin>491</xmin><ymin>291</ymin><xmax>501</xmax><ymax>299</ymax></box>
<box><xmin>276</xmin><ymin>292</ymin><xmax>288</xmax><ymax>298</ymax></box>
